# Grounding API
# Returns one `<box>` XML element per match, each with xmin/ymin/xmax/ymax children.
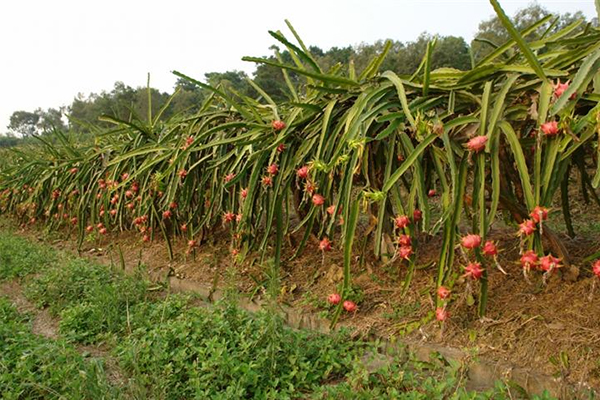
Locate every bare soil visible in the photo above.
<box><xmin>0</xmin><ymin>280</ymin><xmax>58</xmax><ymax>339</ymax></box>
<box><xmin>0</xmin><ymin>280</ymin><xmax>125</xmax><ymax>386</ymax></box>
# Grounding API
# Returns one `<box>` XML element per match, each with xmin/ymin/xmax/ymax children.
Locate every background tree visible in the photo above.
<box><xmin>69</xmin><ymin>82</ymin><xmax>171</xmax><ymax>133</ymax></box>
<box><xmin>169</xmin><ymin>77</ymin><xmax>206</xmax><ymax>116</ymax></box>
<box><xmin>0</xmin><ymin>132</ymin><xmax>20</xmax><ymax>148</ymax></box>
<box><xmin>7</xmin><ymin>108</ymin><xmax>67</xmax><ymax>137</ymax></box>
<box><xmin>8</xmin><ymin>111</ymin><xmax>40</xmax><ymax>137</ymax></box>
<box><xmin>36</xmin><ymin>108</ymin><xmax>67</xmax><ymax>133</ymax></box>
<box><xmin>205</xmin><ymin>70</ymin><xmax>257</xmax><ymax>98</ymax></box>
<box><xmin>252</xmin><ymin>46</ymin><xmax>308</xmax><ymax>102</ymax></box>
<box><xmin>471</xmin><ymin>3</ymin><xmax>589</xmax><ymax>62</ymax></box>
<box><xmin>7</xmin><ymin>4</ymin><xmax>594</xmax><ymax>133</ymax></box>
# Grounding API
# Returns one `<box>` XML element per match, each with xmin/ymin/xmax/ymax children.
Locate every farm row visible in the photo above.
<box><xmin>1</xmin><ymin>1</ymin><xmax>599</xmax><ymax>325</ymax></box>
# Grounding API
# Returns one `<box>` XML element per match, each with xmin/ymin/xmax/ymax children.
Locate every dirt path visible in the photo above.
<box><xmin>0</xmin><ymin>280</ymin><xmax>125</xmax><ymax>387</ymax></box>
<box><xmin>1</xmin><ymin>280</ymin><xmax>59</xmax><ymax>339</ymax></box>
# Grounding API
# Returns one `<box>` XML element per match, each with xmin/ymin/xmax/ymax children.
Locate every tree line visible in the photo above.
<box><xmin>1</xmin><ymin>3</ymin><xmax>593</xmax><ymax>146</ymax></box>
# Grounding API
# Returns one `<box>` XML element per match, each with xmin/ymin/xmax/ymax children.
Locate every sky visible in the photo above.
<box><xmin>0</xmin><ymin>0</ymin><xmax>597</xmax><ymax>133</ymax></box>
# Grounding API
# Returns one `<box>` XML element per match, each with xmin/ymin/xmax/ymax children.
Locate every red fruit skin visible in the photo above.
<box><xmin>267</xmin><ymin>164</ymin><xmax>279</xmax><ymax>176</ymax></box>
<box><xmin>539</xmin><ymin>254</ymin><xmax>561</xmax><ymax>272</ymax></box>
<box><xmin>86</xmin><ymin>225</ymin><xmax>94</xmax><ymax>233</ymax></box>
<box><xmin>271</xmin><ymin>120</ymin><xmax>286</xmax><ymax>131</ymax></box>
<box><xmin>261</xmin><ymin>176</ymin><xmax>273</xmax><ymax>187</ymax></box>
<box><xmin>437</xmin><ymin>286</ymin><xmax>451</xmax><ymax>300</ymax></box>
<box><xmin>593</xmin><ymin>260</ymin><xmax>600</xmax><ymax>278</ymax></box>
<box><xmin>541</xmin><ymin>121</ymin><xmax>559</xmax><ymax>136</ymax></box>
<box><xmin>327</xmin><ymin>293</ymin><xmax>341</xmax><ymax>305</ymax></box>
<box><xmin>305</xmin><ymin>182</ymin><xmax>316</xmax><ymax>195</ymax></box>
<box><xmin>319</xmin><ymin>238</ymin><xmax>332</xmax><ymax>252</ymax></box>
<box><xmin>312</xmin><ymin>194</ymin><xmax>325</xmax><ymax>206</ymax></box>
<box><xmin>397</xmin><ymin>245</ymin><xmax>413</xmax><ymax>260</ymax></box>
<box><xmin>223</xmin><ymin>212</ymin><xmax>235</xmax><ymax>223</ymax></box>
<box><xmin>482</xmin><ymin>240</ymin><xmax>497</xmax><ymax>256</ymax></box>
<box><xmin>428</xmin><ymin>189</ymin><xmax>437</xmax><ymax>197</ymax></box>
<box><xmin>397</xmin><ymin>234</ymin><xmax>411</xmax><ymax>247</ymax></box>
<box><xmin>461</xmin><ymin>234</ymin><xmax>482</xmax><ymax>250</ymax></box>
<box><xmin>142</xmin><ymin>234</ymin><xmax>150</xmax><ymax>242</ymax></box>
<box><xmin>436</xmin><ymin>307</ymin><xmax>449</xmax><ymax>321</ymax></box>
<box><xmin>519</xmin><ymin>219</ymin><xmax>537</xmax><ymax>236</ymax></box>
<box><xmin>162</xmin><ymin>210</ymin><xmax>172</xmax><ymax>219</ymax></box>
<box><xmin>343</xmin><ymin>300</ymin><xmax>357</xmax><ymax>312</ymax></box>
<box><xmin>224</xmin><ymin>173</ymin><xmax>236</xmax><ymax>183</ymax></box>
<box><xmin>394</xmin><ymin>215</ymin><xmax>410</xmax><ymax>229</ymax></box>
<box><xmin>413</xmin><ymin>209</ymin><xmax>422</xmax><ymax>222</ymax></box>
<box><xmin>464</xmin><ymin>262</ymin><xmax>483</xmax><ymax>280</ymax></box>
<box><xmin>99</xmin><ymin>228</ymin><xmax>108</xmax><ymax>235</ymax></box>
<box><xmin>554</xmin><ymin>79</ymin><xmax>569</xmax><ymax>98</ymax></box>
<box><xmin>520</xmin><ymin>250</ymin><xmax>538</xmax><ymax>269</ymax></box>
<box><xmin>467</xmin><ymin>136</ymin><xmax>488</xmax><ymax>152</ymax></box>
<box><xmin>296</xmin><ymin>166</ymin><xmax>309</xmax><ymax>179</ymax></box>
<box><xmin>530</xmin><ymin>206</ymin><xmax>548</xmax><ymax>223</ymax></box>
<box><xmin>240</xmin><ymin>188</ymin><xmax>248</xmax><ymax>199</ymax></box>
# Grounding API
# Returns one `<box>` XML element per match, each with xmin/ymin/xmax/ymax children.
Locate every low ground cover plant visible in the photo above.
<box><xmin>0</xmin><ymin>297</ymin><xmax>118</xmax><ymax>399</ymax></box>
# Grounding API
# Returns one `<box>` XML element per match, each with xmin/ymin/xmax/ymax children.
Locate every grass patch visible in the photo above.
<box><xmin>0</xmin><ymin>297</ymin><xmax>119</xmax><ymax>399</ymax></box>
<box><xmin>25</xmin><ymin>258</ymin><xmax>148</xmax><ymax>344</ymax></box>
<box><xmin>0</xmin><ymin>230</ymin><xmax>57</xmax><ymax>281</ymax></box>
<box><xmin>309</xmin><ymin>356</ymin><xmax>556</xmax><ymax>399</ymax></box>
<box><xmin>117</xmin><ymin>302</ymin><xmax>364</xmax><ymax>399</ymax></box>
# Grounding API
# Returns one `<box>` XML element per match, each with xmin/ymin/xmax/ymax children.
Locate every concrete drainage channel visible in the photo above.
<box><xmin>169</xmin><ymin>276</ymin><xmax>594</xmax><ymax>399</ymax></box>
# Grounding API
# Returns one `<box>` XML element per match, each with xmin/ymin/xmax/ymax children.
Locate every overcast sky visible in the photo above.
<box><xmin>0</xmin><ymin>0</ymin><xmax>596</xmax><ymax>133</ymax></box>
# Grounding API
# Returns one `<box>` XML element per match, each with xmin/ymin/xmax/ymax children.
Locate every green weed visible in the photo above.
<box><xmin>0</xmin><ymin>230</ymin><xmax>56</xmax><ymax>281</ymax></box>
<box><xmin>0</xmin><ymin>297</ymin><xmax>119</xmax><ymax>399</ymax></box>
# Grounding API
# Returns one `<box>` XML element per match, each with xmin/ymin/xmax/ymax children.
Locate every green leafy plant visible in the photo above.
<box><xmin>0</xmin><ymin>297</ymin><xmax>119</xmax><ymax>399</ymax></box>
